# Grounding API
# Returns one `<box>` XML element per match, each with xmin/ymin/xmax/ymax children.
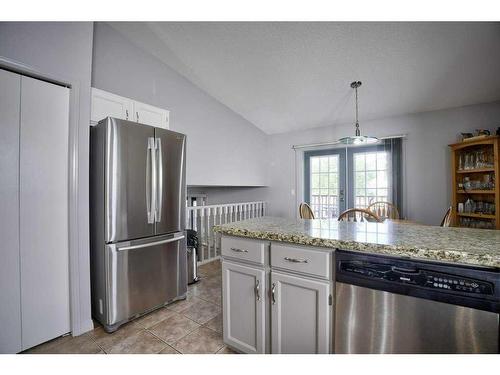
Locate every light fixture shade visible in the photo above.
<box><xmin>338</xmin><ymin>135</ymin><xmax>379</xmax><ymax>145</ymax></box>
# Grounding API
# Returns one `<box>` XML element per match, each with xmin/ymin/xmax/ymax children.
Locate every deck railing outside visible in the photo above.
<box><xmin>186</xmin><ymin>201</ymin><xmax>267</xmax><ymax>264</ymax></box>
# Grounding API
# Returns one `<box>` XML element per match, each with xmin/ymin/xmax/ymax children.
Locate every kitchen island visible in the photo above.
<box><xmin>214</xmin><ymin>217</ymin><xmax>500</xmax><ymax>354</ymax></box>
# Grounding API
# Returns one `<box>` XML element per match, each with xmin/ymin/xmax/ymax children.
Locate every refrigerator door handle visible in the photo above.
<box><xmin>146</xmin><ymin>137</ymin><xmax>156</xmax><ymax>224</ymax></box>
<box><xmin>155</xmin><ymin>137</ymin><xmax>163</xmax><ymax>222</ymax></box>
<box><xmin>117</xmin><ymin>235</ymin><xmax>185</xmax><ymax>252</ymax></box>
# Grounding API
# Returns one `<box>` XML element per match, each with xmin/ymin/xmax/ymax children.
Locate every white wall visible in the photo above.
<box><xmin>188</xmin><ymin>186</ymin><xmax>269</xmax><ymax>205</ymax></box>
<box><xmin>0</xmin><ymin>22</ymin><xmax>94</xmax><ymax>335</ymax></box>
<box><xmin>267</xmin><ymin>101</ymin><xmax>500</xmax><ymax>225</ymax></box>
<box><xmin>92</xmin><ymin>22</ymin><xmax>269</xmax><ymax>187</ymax></box>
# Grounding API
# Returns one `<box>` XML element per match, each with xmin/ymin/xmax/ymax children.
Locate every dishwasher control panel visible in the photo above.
<box><xmin>340</xmin><ymin>261</ymin><xmax>494</xmax><ymax>295</ymax></box>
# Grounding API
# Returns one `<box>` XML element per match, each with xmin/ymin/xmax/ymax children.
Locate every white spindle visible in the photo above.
<box><xmin>205</xmin><ymin>207</ymin><xmax>211</xmax><ymax>261</ymax></box>
<box><xmin>185</xmin><ymin>201</ymin><xmax>266</xmax><ymax>264</ymax></box>
<box><xmin>199</xmin><ymin>208</ymin><xmax>205</xmax><ymax>261</ymax></box>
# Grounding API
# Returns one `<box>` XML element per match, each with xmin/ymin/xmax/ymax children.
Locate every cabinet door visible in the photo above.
<box><xmin>91</xmin><ymin>88</ymin><xmax>133</xmax><ymax>124</ymax></box>
<box><xmin>0</xmin><ymin>69</ymin><xmax>22</xmax><ymax>353</ymax></box>
<box><xmin>19</xmin><ymin>76</ymin><xmax>71</xmax><ymax>350</ymax></box>
<box><xmin>133</xmin><ymin>100</ymin><xmax>169</xmax><ymax>129</ymax></box>
<box><xmin>222</xmin><ymin>261</ymin><xmax>266</xmax><ymax>354</ymax></box>
<box><xmin>271</xmin><ymin>271</ymin><xmax>331</xmax><ymax>354</ymax></box>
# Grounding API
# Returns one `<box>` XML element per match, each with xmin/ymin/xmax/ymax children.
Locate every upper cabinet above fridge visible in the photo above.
<box><xmin>91</xmin><ymin>88</ymin><xmax>170</xmax><ymax>129</ymax></box>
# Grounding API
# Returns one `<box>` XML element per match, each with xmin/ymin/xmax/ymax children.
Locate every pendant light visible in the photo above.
<box><xmin>338</xmin><ymin>81</ymin><xmax>378</xmax><ymax>145</ymax></box>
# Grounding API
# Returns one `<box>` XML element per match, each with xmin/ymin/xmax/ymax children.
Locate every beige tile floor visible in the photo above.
<box><xmin>24</xmin><ymin>260</ymin><xmax>236</xmax><ymax>354</ymax></box>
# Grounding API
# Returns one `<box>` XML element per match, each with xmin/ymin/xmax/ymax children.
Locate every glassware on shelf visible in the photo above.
<box><xmin>460</xmin><ymin>174</ymin><xmax>495</xmax><ymax>191</ymax></box>
<box><xmin>458</xmin><ymin>153</ymin><xmax>464</xmax><ymax>171</ymax></box>
<box><xmin>475</xmin><ymin>150</ymin><xmax>485</xmax><ymax>168</ymax></box>
<box><xmin>463</xmin><ymin>177</ymin><xmax>471</xmax><ymax>190</ymax></box>
<box><xmin>461</xmin><ymin>198</ymin><xmax>495</xmax><ymax>215</ymax></box>
<box><xmin>464</xmin><ymin>198</ymin><xmax>473</xmax><ymax>213</ymax></box>
<box><xmin>459</xmin><ymin>217</ymin><xmax>495</xmax><ymax>229</ymax></box>
<box><xmin>460</xmin><ymin>149</ymin><xmax>494</xmax><ymax>171</ymax></box>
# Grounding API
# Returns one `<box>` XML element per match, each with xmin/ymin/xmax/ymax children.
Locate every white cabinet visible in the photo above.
<box><xmin>91</xmin><ymin>88</ymin><xmax>169</xmax><ymax>129</ymax></box>
<box><xmin>221</xmin><ymin>235</ymin><xmax>334</xmax><ymax>354</ymax></box>
<box><xmin>222</xmin><ymin>260</ymin><xmax>266</xmax><ymax>354</ymax></box>
<box><xmin>270</xmin><ymin>271</ymin><xmax>332</xmax><ymax>354</ymax></box>
<box><xmin>133</xmin><ymin>101</ymin><xmax>169</xmax><ymax>129</ymax></box>
<box><xmin>0</xmin><ymin>70</ymin><xmax>71</xmax><ymax>353</ymax></box>
<box><xmin>91</xmin><ymin>88</ymin><xmax>133</xmax><ymax>123</ymax></box>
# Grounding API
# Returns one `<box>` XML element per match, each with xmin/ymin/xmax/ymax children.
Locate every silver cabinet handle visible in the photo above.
<box><xmin>155</xmin><ymin>137</ymin><xmax>163</xmax><ymax>222</ymax></box>
<box><xmin>284</xmin><ymin>257</ymin><xmax>309</xmax><ymax>263</ymax></box>
<box><xmin>271</xmin><ymin>283</ymin><xmax>276</xmax><ymax>304</ymax></box>
<box><xmin>125</xmin><ymin>109</ymin><xmax>129</xmax><ymax>120</ymax></box>
<box><xmin>255</xmin><ymin>279</ymin><xmax>260</xmax><ymax>301</ymax></box>
<box><xmin>118</xmin><ymin>235</ymin><xmax>185</xmax><ymax>251</ymax></box>
<box><xmin>230</xmin><ymin>247</ymin><xmax>248</xmax><ymax>253</ymax></box>
<box><xmin>136</xmin><ymin>111</ymin><xmax>139</xmax><ymax>122</ymax></box>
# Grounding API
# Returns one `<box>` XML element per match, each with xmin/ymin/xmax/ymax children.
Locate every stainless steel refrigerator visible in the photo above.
<box><xmin>90</xmin><ymin>117</ymin><xmax>187</xmax><ymax>332</ymax></box>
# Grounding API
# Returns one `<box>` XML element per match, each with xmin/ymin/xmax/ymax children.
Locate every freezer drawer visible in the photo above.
<box><xmin>101</xmin><ymin>233</ymin><xmax>187</xmax><ymax>331</ymax></box>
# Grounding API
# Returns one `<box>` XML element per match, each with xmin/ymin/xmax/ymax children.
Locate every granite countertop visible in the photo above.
<box><xmin>214</xmin><ymin>217</ymin><xmax>500</xmax><ymax>269</ymax></box>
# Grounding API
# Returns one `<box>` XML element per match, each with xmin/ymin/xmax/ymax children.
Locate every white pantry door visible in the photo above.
<box><xmin>19</xmin><ymin>76</ymin><xmax>71</xmax><ymax>350</ymax></box>
<box><xmin>0</xmin><ymin>69</ymin><xmax>22</xmax><ymax>353</ymax></box>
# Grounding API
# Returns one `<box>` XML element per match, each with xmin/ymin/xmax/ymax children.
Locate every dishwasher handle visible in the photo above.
<box><xmin>391</xmin><ymin>266</ymin><xmax>420</xmax><ymax>274</ymax></box>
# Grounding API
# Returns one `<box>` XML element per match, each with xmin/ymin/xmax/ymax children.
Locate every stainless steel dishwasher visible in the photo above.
<box><xmin>334</xmin><ymin>250</ymin><xmax>499</xmax><ymax>354</ymax></box>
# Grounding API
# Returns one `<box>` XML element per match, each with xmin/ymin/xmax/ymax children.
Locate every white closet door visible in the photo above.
<box><xmin>0</xmin><ymin>69</ymin><xmax>22</xmax><ymax>353</ymax></box>
<box><xmin>19</xmin><ymin>76</ymin><xmax>71</xmax><ymax>350</ymax></box>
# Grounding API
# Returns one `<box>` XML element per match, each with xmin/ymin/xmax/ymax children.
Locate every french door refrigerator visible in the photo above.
<box><xmin>90</xmin><ymin>117</ymin><xmax>187</xmax><ymax>332</ymax></box>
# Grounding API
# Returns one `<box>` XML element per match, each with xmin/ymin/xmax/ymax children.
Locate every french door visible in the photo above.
<box><xmin>304</xmin><ymin>145</ymin><xmax>392</xmax><ymax>219</ymax></box>
<box><xmin>304</xmin><ymin>149</ymin><xmax>346</xmax><ymax>219</ymax></box>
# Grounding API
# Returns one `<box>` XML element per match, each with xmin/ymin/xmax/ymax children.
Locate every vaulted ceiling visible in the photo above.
<box><xmin>109</xmin><ymin>22</ymin><xmax>500</xmax><ymax>134</ymax></box>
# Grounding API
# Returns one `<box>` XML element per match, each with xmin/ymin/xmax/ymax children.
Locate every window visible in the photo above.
<box><xmin>309</xmin><ymin>154</ymin><xmax>340</xmax><ymax>218</ymax></box>
<box><xmin>304</xmin><ymin>138</ymin><xmax>403</xmax><ymax>219</ymax></box>
<box><xmin>353</xmin><ymin>151</ymin><xmax>390</xmax><ymax>209</ymax></box>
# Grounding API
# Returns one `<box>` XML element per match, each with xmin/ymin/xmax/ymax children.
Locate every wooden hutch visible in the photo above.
<box><xmin>449</xmin><ymin>135</ymin><xmax>500</xmax><ymax>229</ymax></box>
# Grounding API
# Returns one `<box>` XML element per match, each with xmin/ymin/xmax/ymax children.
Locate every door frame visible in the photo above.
<box><xmin>0</xmin><ymin>57</ymin><xmax>93</xmax><ymax>336</ymax></box>
<box><xmin>304</xmin><ymin>148</ymin><xmax>347</xmax><ymax>217</ymax></box>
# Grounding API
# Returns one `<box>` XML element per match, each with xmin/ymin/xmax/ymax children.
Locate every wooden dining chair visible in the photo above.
<box><xmin>367</xmin><ymin>201</ymin><xmax>400</xmax><ymax>220</ymax></box>
<box><xmin>440</xmin><ymin>206</ymin><xmax>452</xmax><ymax>227</ymax></box>
<box><xmin>299</xmin><ymin>202</ymin><xmax>315</xmax><ymax>219</ymax></box>
<box><xmin>338</xmin><ymin>208</ymin><xmax>383</xmax><ymax>223</ymax></box>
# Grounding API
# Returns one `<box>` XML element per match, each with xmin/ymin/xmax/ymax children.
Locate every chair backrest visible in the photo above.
<box><xmin>299</xmin><ymin>202</ymin><xmax>315</xmax><ymax>219</ymax></box>
<box><xmin>367</xmin><ymin>201</ymin><xmax>400</xmax><ymax>220</ymax></box>
<box><xmin>338</xmin><ymin>208</ymin><xmax>383</xmax><ymax>223</ymax></box>
<box><xmin>440</xmin><ymin>206</ymin><xmax>452</xmax><ymax>227</ymax></box>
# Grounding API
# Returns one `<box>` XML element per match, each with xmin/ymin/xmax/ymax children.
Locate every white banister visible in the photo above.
<box><xmin>186</xmin><ymin>201</ymin><xmax>267</xmax><ymax>264</ymax></box>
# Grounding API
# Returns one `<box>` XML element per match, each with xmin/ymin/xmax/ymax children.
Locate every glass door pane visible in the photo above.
<box><xmin>348</xmin><ymin>146</ymin><xmax>391</xmax><ymax>210</ymax></box>
<box><xmin>305</xmin><ymin>150</ymin><xmax>346</xmax><ymax>218</ymax></box>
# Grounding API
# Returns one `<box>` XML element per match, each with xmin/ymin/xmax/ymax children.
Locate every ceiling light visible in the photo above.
<box><xmin>338</xmin><ymin>81</ymin><xmax>378</xmax><ymax>145</ymax></box>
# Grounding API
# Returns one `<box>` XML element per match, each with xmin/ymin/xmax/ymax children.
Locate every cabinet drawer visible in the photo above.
<box><xmin>221</xmin><ymin>237</ymin><xmax>267</xmax><ymax>265</ymax></box>
<box><xmin>271</xmin><ymin>243</ymin><xmax>331</xmax><ymax>279</ymax></box>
